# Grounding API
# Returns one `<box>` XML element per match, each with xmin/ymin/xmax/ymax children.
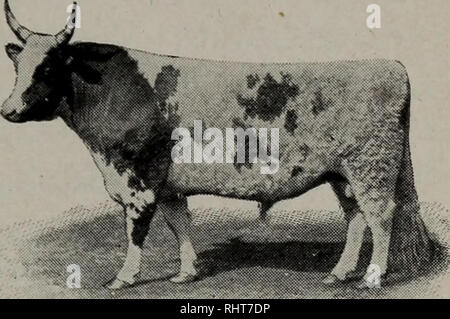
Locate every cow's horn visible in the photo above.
<box><xmin>4</xmin><ymin>0</ymin><xmax>34</xmax><ymax>43</ymax></box>
<box><xmin>55</xmin><ymin>2</ymin><xmax>77</xmax><ymax>45</ymax></box>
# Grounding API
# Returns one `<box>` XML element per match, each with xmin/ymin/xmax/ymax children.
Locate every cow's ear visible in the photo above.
<box><xmin>5</xmin><ymin>43</ymin><xmax>23</xmax><ymax>62</ymax></box>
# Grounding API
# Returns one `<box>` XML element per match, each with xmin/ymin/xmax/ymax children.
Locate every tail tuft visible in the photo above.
<box><xmin>388</xmin><ymin>135</ymin><xmax>436</xmax><ymax>274</ymax></box>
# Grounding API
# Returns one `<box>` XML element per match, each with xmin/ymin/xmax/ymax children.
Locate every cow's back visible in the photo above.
<box><xmin>127</xmin><ymin>49</ymin><xmax>409</xmax><ymax>130</ymax></box>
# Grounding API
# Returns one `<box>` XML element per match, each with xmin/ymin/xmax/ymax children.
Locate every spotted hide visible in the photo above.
<box><xmin>2</xmin><ymin>0</ymin><xmax>433</xmax><ymax>290</ymax></box>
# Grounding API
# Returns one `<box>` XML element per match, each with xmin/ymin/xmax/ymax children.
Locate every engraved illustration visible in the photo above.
<box><xmin>0</xmin><ymin>1</ymin><xmax>447</xmax><ymax>299</ymax></box>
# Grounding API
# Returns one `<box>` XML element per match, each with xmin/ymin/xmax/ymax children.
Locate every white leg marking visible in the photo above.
<box><xmin>331</xmin><ymin>213</ymin><xmax>367</xmax><ymax>280</ymax></box>
<box><xmin>160</xmin><ymin>200</ymin><xmax>198</xmax><ymax>283</ymax></box>
<box><xmin>116</xmin><ymin>216</ymin><xmax>142</xmax><ymax>284</ymax></box>
<box><xmin>354</xmin><ymin>199</ymin><xmax>395</xmax><ymax>288</ymax></box>
<box><xmin>364</xmin><ymin>199</ymin><xmax>395</xmax><ymax>275</ymax></box>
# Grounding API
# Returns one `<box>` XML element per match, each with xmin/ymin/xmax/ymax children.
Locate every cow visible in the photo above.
<box><xmin>1</xmin><ymin>0</ymin><xmax>433</xmax><ymax>290</ymax></box>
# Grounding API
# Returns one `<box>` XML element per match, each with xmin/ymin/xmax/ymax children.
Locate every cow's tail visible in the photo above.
<box><xmin>388</xmin><ymin>80</ymin><xmax>437</xmax><ymax>274</ymax></box>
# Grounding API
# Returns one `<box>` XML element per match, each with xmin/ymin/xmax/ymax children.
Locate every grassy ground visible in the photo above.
<box><xmin>0</xmin><ymin>201</ymin><xmax>448</xmax><ymax>299</ymax></box>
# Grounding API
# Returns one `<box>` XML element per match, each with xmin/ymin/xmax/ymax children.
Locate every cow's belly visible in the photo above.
<box><xmin>165</xmin><ymin>161</ymin><xmax>325</xmax><ymax>202</ymax></box>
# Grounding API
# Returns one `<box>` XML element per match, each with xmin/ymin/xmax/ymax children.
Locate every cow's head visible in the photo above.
<box><xmin>1</xmin><ymin>0</ymin><xmax>78</xmax><ymax>123</ymax></box>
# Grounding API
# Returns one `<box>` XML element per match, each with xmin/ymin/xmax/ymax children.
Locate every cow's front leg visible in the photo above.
<box><xmin>160</xmin><ymin>197</ymin><xmax>198</xmax><ymax>283</ymax></box>
<box><xmin>107</xmin><ymin>203</ymin><xmax>156</xmax><ymax>289</ymax></box>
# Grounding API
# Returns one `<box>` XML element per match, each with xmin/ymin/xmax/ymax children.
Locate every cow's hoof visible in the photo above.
<box><xmin>355</xmin><ymin>279</ymin><xmax>372</xmax><ymax>289</ymax></box>
<box><xmin>104</xmin><ymin>278</ymin><xmax>134</xmax><ymax>290</ymax></box>
<box><xmin>355</xmin><ymin>280</ymin><xmax>366</xmax><ymax>289</ymax></box>
<box><xmin>322</xmin><ymin>274</ymin><xmax>344</xmax><ymax>285</ymax></box>
<box><xmin>322</xmin><ymin>270</ymin><xmax>363</xmax><ymax>285</ymax></box>
<box><xmin>169</xmin><ymin>272</ymin><xmax>197</xmax><ymax>284</ymax></box>
<box><xmin>354</xmin><ymin>274</ymin><xmax>387</xmax><ymax>289</ymax></box>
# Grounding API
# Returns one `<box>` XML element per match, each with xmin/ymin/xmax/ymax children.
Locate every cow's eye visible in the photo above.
<box><xmin>43</xmin><ymin>67</ymin><xmax>51</xmax><ymax>74</ymax></box>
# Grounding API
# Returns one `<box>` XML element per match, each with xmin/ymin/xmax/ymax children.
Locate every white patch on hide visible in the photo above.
<box><xmin>90</xmin><ymin>151</ymin><xmax>155</xmax><ymax>211</ymax></box>
<box><xmin>126</xmin><ymin>50</ymin><xmax>161</xmax><ymax>86</ymax></box>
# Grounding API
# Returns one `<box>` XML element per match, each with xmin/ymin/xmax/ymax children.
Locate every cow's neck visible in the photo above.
<box><xmin>59</xmin><ymin>42</ymin><xmax>174</xmax><ymax>191</ymax></box>
<box><xmin>59</xmin><ymin>43</ymin><xmax>156</xmax><ymax>147</ymax></box>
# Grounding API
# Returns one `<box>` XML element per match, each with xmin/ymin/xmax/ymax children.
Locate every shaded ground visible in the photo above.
<box><xmin>0</xmin><ymin>201</ymin><xmax>448</xmax><ymax>299</ymax></box>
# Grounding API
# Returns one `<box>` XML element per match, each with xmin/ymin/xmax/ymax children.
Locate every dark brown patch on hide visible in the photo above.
<box><xmin>291</xmin><ymin>166</ymin><xmax>304</xmax><ymax>177</ymax></box>
<box><xmin>290</xmin><ymin>144</ymin><xmax>310</xmax><ymax>178</ymax></box>
<box><xmin>154</xmin><ymin>65</ymin><xmax>181</xmax><ymax>114</ymax></box>
<box><xmin>284</xmin><ymin>109</ymin><xmax>298</xmax><ymax>135</ymax></box>
<box><xmin>62</xmin><ymin>43</ymin><xmax>181</xmax><ymax>193</ymax></box>
<box><xmin>237</xmin><ymin>73</ymin><xmax>299</xmax><ymax>122</ymax></box>
<box><xmin>311</xmin><ymin>90</ymin><xmax>332</xmax><ymax>115</ymax></box>
<box><xmin>246</xmin><ymin>74</ymin><xmax>261</xmax><ymax>89</ymax></box>
<box><xmin>114</xmin><ymin>125</ymin><xmax>175</xmax><ymax>192</ymax></box>
<box><xmin>130</xmin><ymin>203</ymin><xmax>157</xmax><ymax>246</ymax></box>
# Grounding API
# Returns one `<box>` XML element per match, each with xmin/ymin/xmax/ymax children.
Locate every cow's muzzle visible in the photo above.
<box><xmin>1</xmin><ymin>100</ymin><xmax>26</xmax><ymax>123</ymax></box>
<box><xmin>1</xmin><ymin>109</ymin><xmax>23</xmax><ymax>122</ymax></box>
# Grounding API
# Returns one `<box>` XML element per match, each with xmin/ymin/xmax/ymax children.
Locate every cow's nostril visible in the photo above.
<box><xmin>1</xmin><ymin>109</ymin><xmax>17</xmax><ymax>117</ymax></box>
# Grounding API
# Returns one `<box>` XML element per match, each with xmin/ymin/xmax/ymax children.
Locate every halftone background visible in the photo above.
<box><xmin>0</xmin><ymin>0</ymin><xmax>448</xmax><ymax>224</ymax></box>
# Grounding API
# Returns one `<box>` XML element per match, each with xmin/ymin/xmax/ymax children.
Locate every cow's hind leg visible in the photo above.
<box><xmin>160</xmin><ymin>197</ymin><xmax>198</xmax><ymax>283</ymax></box>
<box><xmin>323</xmin><ymin>181</ymin><xmax>367</xmax><ymax>284</ymax></box>
<box><xmin>355</xmin><ymin>196</ymin><xmax>396</xmax><ymax>288</ymax></box>
<box><xmin>342</xmin><ymin>168</ymin><xmax>397</xmax><ymax>288</ymax></box>
<box><xmin>107</xmin><ymin>203</ymin><xmax>156</xmax><ymax>289</ymax></box>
